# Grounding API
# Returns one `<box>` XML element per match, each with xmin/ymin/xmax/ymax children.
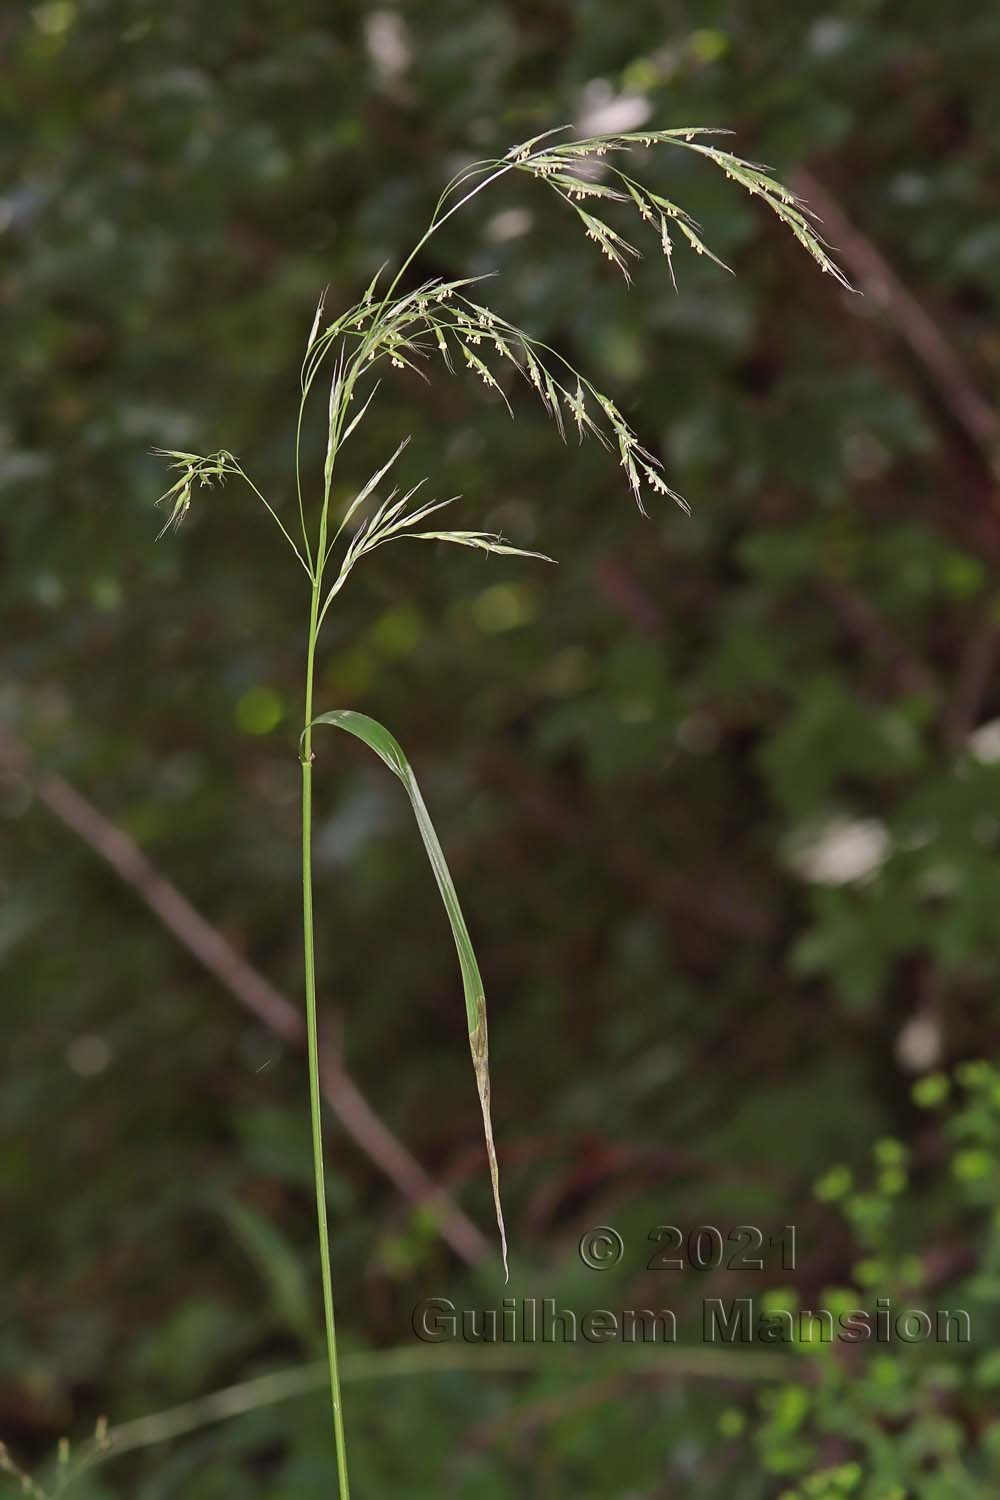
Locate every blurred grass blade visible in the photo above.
<box><xmin>307</xmin><ymin>709</ymin><xmax>508</xmax><ymax>1279</ymax></box>
<box><xmin>219</xmin><ymin>1196</ymin><xmax>315</xmax><ymax>1347</ymax></box>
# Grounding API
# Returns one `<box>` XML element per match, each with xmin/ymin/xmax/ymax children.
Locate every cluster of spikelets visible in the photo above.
<box><xmin>503</xmin><ymin>125</ymin><xmax>852</xmax><ymax>289</ymax></box>
<box><xmin>156</xmin><ymin>125</ymin><xmax>848</xmax><ymax>575</ymax></box>
<box><xmin>152</xmin><ymin>449</ymin><xmax>231</xmax><ymax>539</ymax></box>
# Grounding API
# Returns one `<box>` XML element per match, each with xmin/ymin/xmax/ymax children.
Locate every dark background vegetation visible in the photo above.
<box><xmin>4</xmin><ymin>2</ymin><xmax>1000</xmax><ymax>1495</ymax></box>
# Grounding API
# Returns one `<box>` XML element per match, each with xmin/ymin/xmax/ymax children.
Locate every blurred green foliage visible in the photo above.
<box><xmin>3</xmin><ymin>0</ymin><xmax>1000</xmax><ymax>1494</ymax></box>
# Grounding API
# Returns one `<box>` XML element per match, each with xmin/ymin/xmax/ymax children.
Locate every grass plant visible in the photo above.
<box><xmin>153</xmin><ymin>124</ymin><xmax>846</xmax><ymax>1495</ymax></box>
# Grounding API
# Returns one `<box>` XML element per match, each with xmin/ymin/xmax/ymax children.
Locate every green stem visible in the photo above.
<box><xmin>301</xmin><ymin>576</ymin><xmax>351</xmax><ymax>1497</ymax></box>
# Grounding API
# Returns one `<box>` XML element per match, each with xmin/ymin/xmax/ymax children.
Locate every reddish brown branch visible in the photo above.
<box><xmin>821</xmin><ymin>579</ymin><xmax>935</xmax><ymax>698</ymax></box>
<box><xmin>793</xmin><ymin>169</ymin><xmax>1000</xmax><ymax>463</ymax></box>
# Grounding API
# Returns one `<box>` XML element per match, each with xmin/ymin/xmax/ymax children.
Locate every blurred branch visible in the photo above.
<box><xmin>0</xmin><ymin>725</ymin><xmax>490</xmax><ymax>1267</ymax></box>
<box><xmin>821</xmin><ymin>579</ymin><xmax>935</xmax><ymax>698</ymax></box>
<box><xmin>793</xmin><ymin>169</ymin><xmax>1000</xmax><ymax>466</ymax></box>
<box><xmin>73</xmin><ymin>1344</ymin><xmax>791</xmax><ymax>1482</ymax></box>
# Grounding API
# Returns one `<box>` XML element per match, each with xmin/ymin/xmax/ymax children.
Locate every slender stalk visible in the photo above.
<box><xmin>301</xmin><ymin>576</ymin><xmax>350</xmax><ymax>1496</ymax></box>
<box><xmin>378</xmin><ymin>161</ymin><xmax>513</xmax><ymax>311</ymax></box>
<box><xmin>232</xmin><ymin>461</ymin><xmax>312</xmax><ymax>576</ymax></box>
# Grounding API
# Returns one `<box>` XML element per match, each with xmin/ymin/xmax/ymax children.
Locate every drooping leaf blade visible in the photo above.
<box><xmin>306</xmin><ymin>708</ymin><xmax>508</xmax><ymax>1279</ymax></box>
